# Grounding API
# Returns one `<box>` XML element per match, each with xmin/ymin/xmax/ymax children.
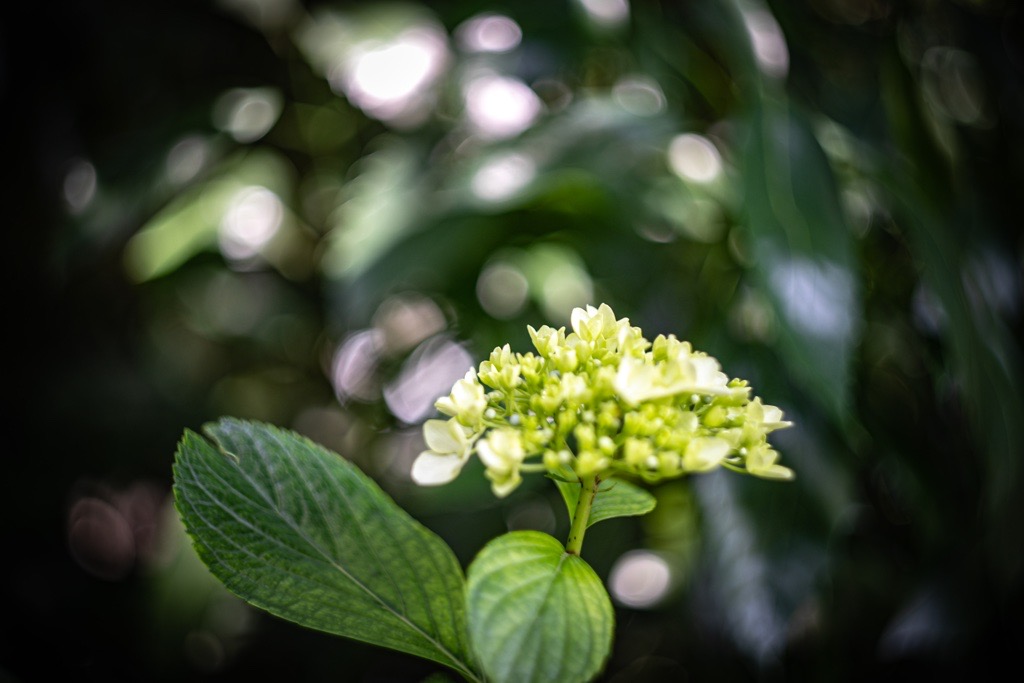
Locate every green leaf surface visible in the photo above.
<box><xmin>466</xmin><ymin>531</ymin><xmax>614</xmax><ymax>683</ymax></box>
<box><xmin>555</xmin><ymin>477</ymin><xmax>657</xmax><ymax>528</ymax></box>
<box><xmin>173</xmin><ymin>418</ymin><xmax>481</xmax><ymax>681</ymax></box>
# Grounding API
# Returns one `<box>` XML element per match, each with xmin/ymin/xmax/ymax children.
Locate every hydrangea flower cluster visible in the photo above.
<box><xmin>412</xmin><ymin>304</ymin><xmax>793</xmax><ymax>497</ymax></box>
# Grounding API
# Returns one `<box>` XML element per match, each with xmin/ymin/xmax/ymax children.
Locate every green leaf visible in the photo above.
<box><xmin>555</xmin><ymin>477</ymin><xmax>657</xmax><ymax>528</ymax></box>
<box><xmin>123</xmin><ymin>149</ymin><xmax>295</xmax><ymax>282</ymax></box>
<box><xmin>740</xmin><ymin>99</ymin><xmax>861</xmax><ymax>424</ymax></box>
<box><xmin>466</xmin><ymin>531</ymin><xmax>614</xmax><ymax>683</ymax></box>
<box><xmin>172</xmin><ymin>418</ymin><xmax>481</xmax><ymax>682</ymax></box>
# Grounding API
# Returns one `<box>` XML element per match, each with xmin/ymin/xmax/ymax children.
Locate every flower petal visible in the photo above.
<box><xmin>570</xmin><ymin>307</ymin><xmax>589</xmax><ymax>337</ymax></box>
<box><xmin>761</xmin><ymin>403</ymin><xmax>793</xmax><ymax>431</ymax></box>
<box><xmin>688</xmin><ymin>356</ymin><xmax>729</xmax><ymax>394</ymax></box>
<box><xmin>423</xmin><ymin>418</ymin><xmax>467</xmax><ymax>455</ymax></box>
<box><xmin>683</xmin><ymin>437</ymin><xmax>730</xmax><ymax>472</ymax></box>
<box><xmin>488</xmin><ymin>470</ymin><xmax>522</xmax><ymax>498</ymax></box>
<box><xmin>746</xmin><ymin>445</ymin><xmax>795</xmax><ymax>480</ymax></box>
<box><xmin>411</xmin><ymin>450</ymin><xmax>467</xmax><ymax>486</ymax></box>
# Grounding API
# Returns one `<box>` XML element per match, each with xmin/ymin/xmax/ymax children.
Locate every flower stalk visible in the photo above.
<box><xmin>565</xmin><ymin>475</ymin><xmax>599</xmax><ymax>555</ymax></box>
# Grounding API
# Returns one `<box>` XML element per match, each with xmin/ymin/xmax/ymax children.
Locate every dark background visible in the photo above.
<box><xmin>4</xmin><ymin>0</ymin><xmax>1024</xmax><ymax>681</ymax></box>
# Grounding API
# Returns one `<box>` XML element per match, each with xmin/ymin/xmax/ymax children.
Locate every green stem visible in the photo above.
<box><xmin>565</xmin><ymin>475</ymin><xmax>599</xmax><ymax>555</ymax></box>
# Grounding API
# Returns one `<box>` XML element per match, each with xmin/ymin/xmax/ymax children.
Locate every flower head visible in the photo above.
<box><xmin>411</xmin><ymin>304</ymin><xmax>794</xmax><ymax>496</ymax></box>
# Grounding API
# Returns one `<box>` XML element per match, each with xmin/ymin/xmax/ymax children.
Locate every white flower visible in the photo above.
<box><xmin>434</xmin><ymin>371</ymin><xmax>487</xmax><ymax>427</ymax></box>
<box><xmin>477</xmin><ymin>428</ymin><xmax>525</xmax><ymax>497</ymax></box>
<box><xmin>616</xmin><ymin>323</ymin><xmax>648</xmax><ymax>357</ymax></box>
<box><xmin>528</xmin><ymin>324</ymin><xmax>565</xmax><ymax>357</ymax></box>
<box><xmin>688</xmin><ymin>356</ymin><xmax>730</xmax><ymax>393</ymax></box>
<box><xmin>614</xmin><ymin>355</ymin><xmax>729</xmax><ymax>405</ymax></box>
<box><xmin>410</xmin><ymin>302</ymin><xmax>794</xmax><ymax>493</ymax></box>
<box><xmin>570</xmin><ymin>303</ymin><xmax>619</xmax><ymax>342</ymax></box>
<box><xmin>683</xmin><ymin>437</ymin><xmax>730</xmax><ymax>472</ymax></box>
<box><xmin>411</xmin><ymin>419</ymin><xmax>475</xmax><ymax>486</ymax></box>
<box><xmin>745</xmin><ymin>397</ymin><xmax>793</xmax><ymax>432</ymax></box>
<box><xmin>559</xmin><ymin>372</ymin><xmax>588</xmax><ymax>402</ymax></box>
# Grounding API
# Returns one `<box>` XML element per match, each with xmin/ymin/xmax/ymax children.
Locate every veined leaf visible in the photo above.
<box><xmin>466</xmin><ymin>531</ymin><xmax>614</xmax><ymax>683</ymax></box>
<box><xmin>173</xmin><ymin>418</ymin><xmax>481</xmax><ymax>681</ymax></box>
<box><xmin>555</xmin><ymin>477</ymin><xmax>657</xmax><ymax>528</ymax></box>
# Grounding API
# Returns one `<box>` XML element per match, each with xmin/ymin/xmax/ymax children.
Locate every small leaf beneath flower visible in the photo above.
<box><xmin>544</xmin><ymin>470</ymin><xmax>579</xmax><ymax>484</ymax></box>
<box><xmin>556</xmin><ymin>477</ymin><xmax>657</xmax><ymax>528</ymax></box>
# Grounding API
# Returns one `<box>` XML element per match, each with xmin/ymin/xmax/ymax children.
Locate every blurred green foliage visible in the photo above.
<box><xmin>7</xmin><ymin>0</ymin><xmax>1023</xmax><ymax>681</ymax></box>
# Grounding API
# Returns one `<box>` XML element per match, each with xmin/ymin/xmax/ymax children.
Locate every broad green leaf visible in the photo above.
<box><xmin>173</xmin><ymin>418</ymin><xmax>481</xmax><ymax>682</ymax></box>
<box><xmin>555</xmin><ymin>477</ymin><xmax>657</xmax><ymax>528</ymax></box>
<box><xmin>466</xmin><ymin>531</ymin><xmax>614</xmax><ymax>683</ymax></box>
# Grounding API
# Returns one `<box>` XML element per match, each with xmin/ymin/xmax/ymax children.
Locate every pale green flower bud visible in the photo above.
<box><xmin>519</xmin><ymin>352</ymin><xmax>543</xmax><ymax>383</ymax></box>
<box><xmin>703</xmin><ymin>405</ymin><xmax>728</xmax><ymax>428</ymax></box>
<box><xmin>556</xmin><ymin>410</ymin><xmax>578</xmax><ymax>437</ymax></box>
<box><xmin>523</xmin><ymin>426</ymin><xmax>554</xmax><ymax>452</ymax></box>
<box><xmin>571</xmin><ymin>304</ymin><xmax>618</xmax><ymax>342</ymax></box>
<box><xmin>477</xmin><ymin>344</ymin><xmax>521</xmax><ymax>390</ymax></box>
<box><xmin>651</xmin><ymin>334</ymin><xmax>689</xmax><ymax>362</ymax></box>
<box><xmin>597</xmin><ymin>402</ymin><xmax>622</xmax><ymax>431</ymax></box>
<box><xmin>715</xmin><ymin>428</ymin><xmax>745</xmax><ymax>450</ymax></box>
<box><xmin>745</xmin><ymin>397</ymin><xmax>793</xmax><ymax>432</ymax></box>
<box><xmin>528</xmin><ymin>325</ymin><xmax>565</xmax><ymax>358</ymax></box>
<box><xmin>657</xmin><ymin>450</ymin><xmax>683</xmax><ymax>476</ymax></box>
<box><xmin>491</xmin><ymin>343</ymin><xmax>515</xmax><ymax>367</ymax></box>
<box><xmin>543</xmin><ymin>448</ymin><xmax>573</xmax><ymax>470</ymax></box>
<box><xmin>486</xmin><ymin>469</ymin><xmax>522</xmax><ymax>498</ymax></box>
<box><xmin>725</xmin><ymin>379</ymin><xmax>752</xmax><ymax>403</ymax></box>
<box><xmin>624</xmin><ymin>437</ymin><xmax>654</xmax><ymax>468</ymax></box>
<box><xmin>617</xmin><ymin>323</ymin><xmax>650</xmax><ymax>358</ymax></box>
<box><xmin>478</xmin><ymin>428</ymin><xmax>527</xmax><ymax>497</ymax></box>
<box><xmin>551</xmin><ymin>346</ymin><xmax>579</xmax><ymax>373</ymax></box>
<box><xmin>745</xmin><ymin>443</ymin><xmax>794</xmax><ymax>480</ymax></box>
<box><xmin>574</xmin><ymin>423</ymin><xmax>597</xmax><ymax>452</ymax></box>
<box><xmin>560</xmin><ymin>372</ymin><xmax>588</xmax><ymax>402</ymax></box>
<box><xmin>533</xmin><ymin>384</ymin><xmax>564</xmax><ymax>415</ymax></box>
<box><xmin>575</xmin><ymin>449</ymin><xmax>608</xmax><ymax>477</ymax></box>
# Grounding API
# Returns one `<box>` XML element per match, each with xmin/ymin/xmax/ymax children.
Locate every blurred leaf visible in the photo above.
<box><xmin>321</xmin><ymin>138</ymin><xmax>423</xmax><ymax>281</ymax></box>
<box><xmin>695</xmin><ymin>472</ymin><xmax>802</xmax><ymax>662</ymax></box>
<box><xmin>555</xmin><ymin>477</ymin><xmax>657</xmax><ymax>529</ymax></box>
<box><xmin>173</xmin><ymin>418</ymin><xmax>481</xmax><ymax>681</ymax></box>
<box><xmin>879</xmin><ymin>56</ymin><xmax>1024</xmax><ymax>587</ymax></box>
<box><xmin>123</xmin><ymin>149</ymin><xmax>295</xmax><ymax>282</ymax></box>
<box><xmin>466</xmin><ymin>531</ymin><xmax>613</xmax><ymax>683</ymax></box>
<box><xmin>740</xmin><ymin>99</ymin><xmax>861</xmax><ymax>423</ymax></box>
